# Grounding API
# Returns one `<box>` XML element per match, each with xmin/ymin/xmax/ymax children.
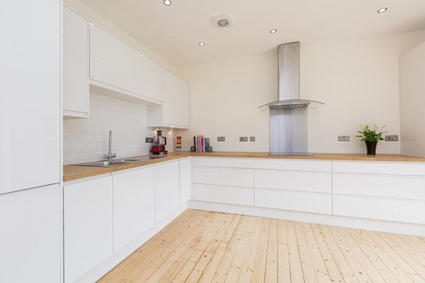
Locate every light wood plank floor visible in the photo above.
<box><xmin>98</xmin><ymin>210</ymin><xmax>425</xmax><ymax>283</ymax></box>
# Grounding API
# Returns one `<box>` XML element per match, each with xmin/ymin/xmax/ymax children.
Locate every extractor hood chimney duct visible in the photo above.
<box><xmin>261</xmin><ymin>42</ymin><xmax>324</xmax><ymax>155</ymax></box>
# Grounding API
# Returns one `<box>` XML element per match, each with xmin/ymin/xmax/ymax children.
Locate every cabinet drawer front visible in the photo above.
<box><xmin>193</xmin><ymin>167</ymin><xmax>254</xmax><ymax>187</ymax></box>
<box><xmin>192</xmin><ymin>184</ymin><xmax>254</xmax><ymax>206</ymax></box>
<box><xmin>255</xmin><ymin>170</ymin><xmax>332</xmax><ymax>193</ymax></box>
<box><xmin>255</xmin><ymin>189</ymin><xmax>332</xmax><ymax>214</ymax></box>
<box><xmin>254</xmin><ymin>159</ymin><xmax>331</xmax><ymax>172</ymax></box>
<box><xmin>333</xmin><ymin>195</ymin><xmax>425</xmax><ymax>225</ymax></box>
<box><xmin>332</xmin><ymin>161</ymin><xmax>425</xmax><ymax>176</ymax></box>
<box><xmin>333</xmin><ymin>173</ymin><xmax>425</xmax><ymax>200</ymax></box>
<box><xmin>192</xmin><ymin>157</ymin><xmax>254</xmax><ymax>169</ymax></box>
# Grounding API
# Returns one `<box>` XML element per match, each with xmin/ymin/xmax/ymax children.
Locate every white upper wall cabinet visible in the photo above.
<box><xmin>0</xmin><ymin>0</ymin><xmax>60</xmax><ymax>194</ymax></box>
<box><xmin>148</xmin><ymin>69</ymin><xmax>190</xmax><ymax>129</ymax></box>
<box><xmin>90</xmin><ymin>23</ymin><xmax>135</xmax><ymax>93</ymax></box>
<box><xmin>63</xmin><ymin>6</ymin><xmax>89</xmax><ymax>118</ymax></box>
<box><xmin>89</xmin><ymin>23</ymin><xmax>166</xmax><ymax>105</ymax></box>
<box><xmin>135</xmin><ymin>52</ymin><xmax>163</xmax><ymax>103</ymax></box>
<box><xmin>176</xmin><ymin>76</ymin><xmax>190</xmax><ymax>127</ymax></box>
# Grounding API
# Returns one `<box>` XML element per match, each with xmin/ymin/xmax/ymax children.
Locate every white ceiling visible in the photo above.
<box><xmin>80</xmin><ymin>0</ymin><xmax>425</xmax><ymax>66</ymax></box>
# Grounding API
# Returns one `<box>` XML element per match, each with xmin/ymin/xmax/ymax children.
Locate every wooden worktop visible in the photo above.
<box><xmin>63</xmin><ymin>152</ymin><xmax>425</xmax><ymax>182</ymax></box>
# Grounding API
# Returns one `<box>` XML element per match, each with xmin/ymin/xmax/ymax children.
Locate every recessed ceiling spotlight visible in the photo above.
<box><xmin>270</xmin><ymin>29</ymin><xmax>278</xmax><ymax>34</ymax></box>
<box><xmin>163</xmin><ymin>0</ymin><xmax>172</xmax><ymax>6</ymax></box>
<box><xmin>377</xmin><ymin>7</ymin><xmax>387</xmax><ymax>13</ymax></box>
<box><xmin>199</xmin><ymin>42</ymin><xmax>206</xmax><ymax>46</ymax></box>
<box><xmin>217</xmin><ymin>19</ymin><xmax>230</xmax><ymax>27</ymax></box>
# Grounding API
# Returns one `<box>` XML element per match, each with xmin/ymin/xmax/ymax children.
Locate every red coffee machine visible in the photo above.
<box><xmin>151</xmin><ymin>129</ymin><xmax>167</xmax><ymax>155</ymax></box>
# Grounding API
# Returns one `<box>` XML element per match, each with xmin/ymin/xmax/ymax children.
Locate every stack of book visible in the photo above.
<box><xmin>193</xmin><ymin>135</ymin><xmax>210</xmax><ymax>153</ymax></box>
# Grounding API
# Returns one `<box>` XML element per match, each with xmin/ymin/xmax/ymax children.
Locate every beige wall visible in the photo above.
<box><xmin>64</xmin><ymin>0</ymin><xmax>182</xmax><ymax>77</ymax></box>
<box><xmin>400</xmin><ymin>42</ymin><xmax>425</xmax><ymax>157</ymax></box>
<box><xmin>180</xmin><ymin>31</ymin><xmax>425</xmax><ymax>154</ymax></box>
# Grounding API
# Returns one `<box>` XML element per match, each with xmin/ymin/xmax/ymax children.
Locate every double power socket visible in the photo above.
<box><xmin>217</xmin><ymin>136</ymin><xmax>256</xmax><ymax>142</ymax></box>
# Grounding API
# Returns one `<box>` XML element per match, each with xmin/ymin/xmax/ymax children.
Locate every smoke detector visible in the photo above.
<box><xmin>212</xmin><ymin>13</ymin><xmax>233</xmax><ymax>28</ymax></box>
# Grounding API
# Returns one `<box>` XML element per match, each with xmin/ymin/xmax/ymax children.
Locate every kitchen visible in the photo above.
<box><xmin>1</xmin><ymin>0</ymin><xmax>425</xmax><ymax>282</ymax></box>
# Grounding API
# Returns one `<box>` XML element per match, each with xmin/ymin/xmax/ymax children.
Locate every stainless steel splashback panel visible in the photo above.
<box><xmin>278</xmin><ymin>42</ymin><xmax>300</xmax><ymax>101</ymax></box>
<box><xmin>269</xmin><ymin>108</ymin><xmax>308</xmax><ymax>155</ymax></box>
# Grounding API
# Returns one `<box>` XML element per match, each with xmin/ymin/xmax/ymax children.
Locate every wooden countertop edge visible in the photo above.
<box><xmin>63</xmin><ymin>152</ymin><xmax>425</xmax><ymax>182</ymax></box>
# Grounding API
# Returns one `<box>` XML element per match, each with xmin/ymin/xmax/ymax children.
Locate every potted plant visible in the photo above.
<box><xmin>358</xmin><ymin>124</ymin><xmax>387</xmax><ymax>155</ymax></box>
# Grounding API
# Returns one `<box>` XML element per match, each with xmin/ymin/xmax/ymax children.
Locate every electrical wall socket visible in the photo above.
<box><xmin>338</xmin><ymin>135</ymin><xmax>350</xmax><ymax>142</ymax></box>
<box><xmin>250</xmin><ymin>136</ymin><xmax>255</xmax><ymax>142</ymax></box>
<box><xmin>217</xmin><ymin>136</ymin><xmax>225</xmax><ymax>142</ymax></box>
<box><xmin>239</xmin><ymin>136</ymin><xmax>248</xmax><ymax>142</ymax></box>
<box><xmin>145</xmin><ymin>137</ymin><xmax>153</xmax><ymax>143</ymax></box>
<box><xmin>385</xmin><ymin>135</ymin><xmax>399</xmax><ymax>141</ymax></box>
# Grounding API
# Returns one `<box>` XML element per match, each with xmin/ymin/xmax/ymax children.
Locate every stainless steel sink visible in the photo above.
<box><xmin>75</xmin><ymin>160</ymin><xmax>134</xmax><ymax>168</ymax></box>
<box><xmin>73</xmin><ymin>155</ymin><xmax>167</xmax><ymax>167</ymax></box>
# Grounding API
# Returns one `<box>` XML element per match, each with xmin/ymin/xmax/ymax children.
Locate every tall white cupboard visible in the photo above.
<box><xmin>0</xmin><ymin>0</ymin><xmax>61</xmax><ymax>195</ymax></box>
<box><xmin>0</xmin><ymin>0</ymin><xmax>62</xmax><ymax>282</ymax></box>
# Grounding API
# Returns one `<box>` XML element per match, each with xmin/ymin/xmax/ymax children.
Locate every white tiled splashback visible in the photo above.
<box><xmin>63</xmin><ymin>92</ymin><xmax>175</xmax><ymax>164</ymax></box>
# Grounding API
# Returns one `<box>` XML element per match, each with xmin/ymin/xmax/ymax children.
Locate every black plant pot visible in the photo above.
<box><xmin>365</xmin><ymin>141</ymin><xmax>378</xmax><ymax>155</ymax></box>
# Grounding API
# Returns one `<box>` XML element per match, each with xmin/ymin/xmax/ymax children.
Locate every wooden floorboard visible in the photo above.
<box><xmin>98</xmin><ymin>210</ymin><xmax>425</xmax><ymax>283</ymax></box>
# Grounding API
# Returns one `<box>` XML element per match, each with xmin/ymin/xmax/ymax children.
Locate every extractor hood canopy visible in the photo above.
<box><xmin>259</xmin><ymin>42</ymin><xmax>324</xmax><ymax>110</ymax></box>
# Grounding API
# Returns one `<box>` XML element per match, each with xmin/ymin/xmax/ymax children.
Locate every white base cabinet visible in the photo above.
<box><xmin>179</xmin><ymin>157</ymin><xmax>191</xmax><ymax>205</ymax></box>
<box><xmin>113</xmin><ymin>166</ymin><xmax>155</xmax><ymax>252</ymax></box>
<box><xmin>63</xmin><ymin>158</ymin><xmax>189</xmax><ymax>282</ymax></box>
<box><xmin>64</xmin><ymin>176</ymin><xmax>113</xmax><ymax>283</ymax></box>
<box><xmin>155</xmin><ymin>160</ymin><xmax>180</xmax><ymax>223</ymax></box>
<box><xmin>191</xmin><ymin>157</ymin><xmax>425</xmax><ymax>236</ymax></box>
<box><xmin>0</xmin><ymin>185</ymin><xmax>62</xmax><ymax>283</ymax></box>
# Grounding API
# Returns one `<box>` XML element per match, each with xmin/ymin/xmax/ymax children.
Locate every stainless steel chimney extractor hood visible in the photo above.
<box><xmin>260</xmin><ymin>42</ymin><xmax>324</xmax><ymax>156</ymax></box>
<box><xmin>259</xmin><ymin>42</ymin><xmax>324</xmax><ymax>110</ymax></box>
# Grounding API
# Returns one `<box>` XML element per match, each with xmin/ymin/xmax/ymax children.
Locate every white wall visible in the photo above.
<box><xmin>400</xmin><ymin>42</ymin><xmax>425</xmax><ymax>157</ymax></box>
<box><xmin>63</xmin><ymin>93</ymin><xmax>175</xmax><ymax>164</ymax></box>
<box><xmin>180</xmin><ymin>30</ymin><xmax>425</xmax><ymax>154</ymax></box>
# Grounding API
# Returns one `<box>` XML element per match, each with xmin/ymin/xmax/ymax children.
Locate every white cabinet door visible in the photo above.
<box><xmin>63</xmin><ymin>6</ymin><xmax>89</xmax><ymax>118</ymax></box>
<box><xmin>179</xmin><ymin>158</ymin><xmax>191</xmax><ymax>205</ymax></box>
<box><xmin>147</xmin><ymin>69</ymin><xmax>189</xmax><ymax>129</ymax></box>
<box><xmin>90</xmin><ymin>23</ymin><xmax>135</xmax><ymax>92</ymax></box>
<box><xmin>163</xmin><ymin>69</ymin><xmax>178</xmax><ymax>126</ymax></box>
<box><xmin>135</xmin><ymin>53</ymin><xmax>163</xmax><ymax>102</ymax></box>
<box><xmin>0</xmin><ymin>0</ymin><xmax>60</xmax><ymax>194</ymax></box>
<box><xmin>155</xmin><ymin>160</ymin><xmax>180</xmax><ymax>223</ymax></box>
<box><xmin>64</xmin><ymin>176</ymin><xmax>113</xmax><ymax>283</ymax></box>
<box><xmin>0</xmin><ymin>185</ymin><xmax>62</xmax><ymax>283</ymax></box>
<box><xmin>113</xmin><ymin>166</ymin><xmax>155</xmax><ymax>252</ymax></box>
<box><xmin>176</xmin><ymin>77</ymin><xmax>190</xmax><ymax>127</ymax></box>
